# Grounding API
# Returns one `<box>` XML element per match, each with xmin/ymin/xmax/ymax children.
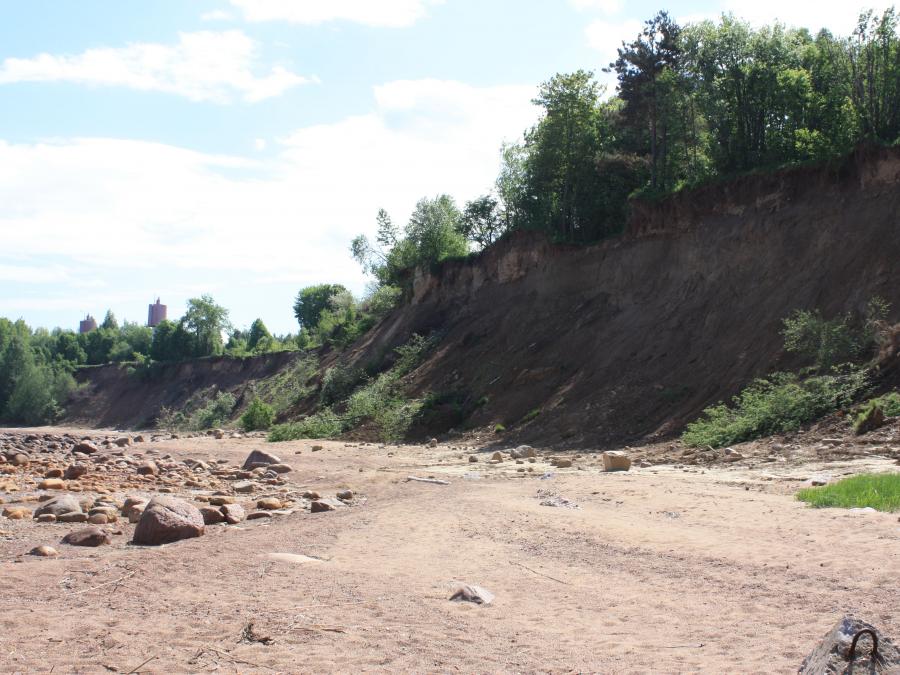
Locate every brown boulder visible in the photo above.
<box><xmin>132</xmin><ymin>496</ymin><xmax>205</xmax><ymax>546</ymax></box>
<box><xmin>242</xmin><ymin>450</ymin><xmax>281</xmax><ymax>469</ymax></box>
<box><xmin>34</xmin><ymin>495</ymin><xmax>82</xmax><ymax>518</ymax></box>
<box><xmin>220</xmin><ymin>503</ymin><xmax>245</xmax><ymax>524</ymax></box>
<box><xmin>64</xmin><ymin>464</ymin><xmax>88</xmax><ymax>480</ymax></box>
<box><xmin>73</xmin><ymin>441</ymin><xmax>98</xmax><ymax>455</ymax></box>
<box><xmin>199</xmin><ymin>506</ymin><xmax>225</xmax><ymax>524</ymax></box>
<box><xmin>62</xmin><ymin>527</ymin><xmax>110</xmax><ymax>547</ymax></box>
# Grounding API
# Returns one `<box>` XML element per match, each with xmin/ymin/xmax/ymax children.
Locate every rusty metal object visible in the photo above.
<box><xmin>849</xmin><ymin>628</ymin><xmax>879</xmax><ymax>661</ymax></box>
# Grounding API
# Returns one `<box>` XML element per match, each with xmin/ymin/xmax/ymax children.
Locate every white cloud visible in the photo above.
<box><xmin>201</xmin><ymin>9</ymin><xmax>234</xmax><ymax>21</ymax></box>
<box><xmin>584</xmin><ymin>18</ymin><xmax>642</xmax><ymax>71</ymax></box>
<box><xmin>0</xmin><ymin>80</ymin><xmax>538</xmax><ymax>331</ymax></box>
<box><xmin>0</xmin><ymin>31</ymin><xmax>312</xmax><ymax>103</ymax></box>
<box><xmin>254</xmin><ymin>138</ymin><xmax>268</xmax><ymax>151</ymax></box>
<box><xmin>719</xmin><ymin>0</ymin><xmax>862</xmax><ymax>33</ymax></box>
<box><xmin>570</xmin><ymin>0</ymin><xmax>622</xmax><ymax>14</ymax></box>
<box><xmin>228</xmin><ymin>0</ymin><xmax>441</xmax><ymax>27</ymax></box>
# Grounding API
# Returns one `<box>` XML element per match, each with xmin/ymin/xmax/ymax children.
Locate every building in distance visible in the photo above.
<box><xmin>147</xmin><ymin>298</ymin><xmax>167</xmax><ymax>327</ymax></box>
<box><xmin>79</xmin><ymin>314</ymin><xmax>97</xmax><ymax>334</ymax></box>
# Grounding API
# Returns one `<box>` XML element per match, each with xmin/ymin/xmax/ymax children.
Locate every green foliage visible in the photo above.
<box><xmin>320</xmin><ymin>364</ymin><xmax>366</xmax><ymax>406</ymax></box>
<box><xmin>682</xmin><ymin>368</ymin><xmax>869</xmax><ymax>448</ymax></box>
<box><xmin>252</xmin><ymin>355</ymin><xmax>318</xmax><ymax>414</ymax></box>
<box><xmin>782</xmin><ymin>299</ymin><xmax>889</xmax><ymax>369</ymax></box>
<box><xmin>873</xmin><ymin>391</ymin><xmax>900</xmax><ymax>417</ymax></box>
<box><xmin>181</xmin><ymin>295</ymin><xmax>230</xmax><ymax>357</ymax></box>
<box><xmin>293</xmin><ymin>284</ymin><xmax>348</xmax><ymax>330</ymax></box>
<box><xmin>494</xmin><ymin>423</ymin><xmax>506</xmax><ymax>433</ymax></box>
<box><xmin>241</xmin><ymin>397</ymin><xmax>276</xmax><ymax>431</ymax></box>
<box><xmin>247</xmin><ymin>319</ymin><xmax>273</xmax><ymax>352</ymax></box>
<box><xmin>796</xmin><ymin>473</ymin><xmax>900</xmax><ymax>512</ymax></box>
<box><xmin>268</xmin><ymin>409</ymin><xmax>344</xmax><ymax>441</ymax></box>
<box><xmin>191</xmin><ymin>391</ymin><xmax>236</xmax><ymax>430</ymax></box>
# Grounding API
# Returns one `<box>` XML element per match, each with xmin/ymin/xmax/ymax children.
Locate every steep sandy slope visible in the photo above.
<box><xmin>339</xmin><ymin>145</ymin><xmax>900</xmax><ymax>446</ymax></box>
<box><xmin>65</xmin><ymin>146</ymin><xmax>900</xmax><ymax>443</ymax></box>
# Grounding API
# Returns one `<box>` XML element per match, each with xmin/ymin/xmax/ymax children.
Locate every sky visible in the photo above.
<box><xmin>0</xmin><ymin>0</ymin><xmax>871</xmax><ymax>334</ymax></box>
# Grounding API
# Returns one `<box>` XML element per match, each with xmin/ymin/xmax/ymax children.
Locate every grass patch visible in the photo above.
<box><xmin>682</xmin><ymin>368</ymin><xmax>868</xmax><ymax>448</ymax></box>
<box><xmin>796</xmin><ymin>473</ymin><xmax>900</xmax><ymax>512</ymax></box>
<box><xmin>268</xmin><ymin>409</ymin><xmax>344</xmax><ymax>441</ymax></box>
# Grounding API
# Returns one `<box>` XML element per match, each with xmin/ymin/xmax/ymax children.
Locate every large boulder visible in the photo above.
<box><xmin>242</xmin><ymin>450</ymin><xmax>281</xmax><ymax>470</ymax></box>
<box><xmin>34</xmin><ymin>495</ymin><xmax>82</xmax><ymax>518</ymax></box>
<box><xmin>132</xmin><ymin>496</ymin><xmax>205</xmax><ymax>546</ymax></box>
<box><xmin>602</xmin><ymin>451</ymin><xmax>632</xmax><ymax>472</ymax></box>
<box><xmin>800</xmin><ymin>616</ymin><xmax>900</xmax><ymax>673</ymax></box>
<box><xmin>72</xmin><ymin>441</ymin><xmax>98</xmax><ymax>455</ymax></box>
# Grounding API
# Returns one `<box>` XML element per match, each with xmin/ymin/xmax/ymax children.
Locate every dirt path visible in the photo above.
<box><xmin>1</xmin><ymin>429</ymin><xmax>899</xmax><ymax>673</ymax></box>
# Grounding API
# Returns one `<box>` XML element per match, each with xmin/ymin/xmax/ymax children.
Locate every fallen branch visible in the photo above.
<box><xmin>69</xmin><ymin>570</ymin><xmax>136</xmax><ymax>595</ymax></box>
<box><xmin>190</xmin><ymin>648</ymin><xmax>273</xmax><ymax>670</ymax></box>
<box><xmin>510</xmin><ymin>561</ymin><xmax>568</xmax><ymax>585</ymax></box>
<box><xmin>406</xmin><ymin>476</ymin><xmax>450</xmax><ymax>485</ymax></box>
<box><xmin>125</xmin><ymin>655</ymin><xmax>157</xmax><ymax>674</ymax></box>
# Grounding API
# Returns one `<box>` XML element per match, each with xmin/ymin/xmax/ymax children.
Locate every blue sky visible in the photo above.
<box><xmin>0</xmin><ymin>0</ymin><xmax>868</xmax><ymax>334</ymax></box>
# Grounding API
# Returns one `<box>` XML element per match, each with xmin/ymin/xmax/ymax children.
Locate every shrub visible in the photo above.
<box><xmin>268</xmin><ymin>409</ymin><xmax>344</xmax><ymax>441</ymax></box>
<box><xmin>241</xmin><ymin>397</ymin><xmax>275</xmax><ymax>431</ymax></box>
<box><xmin>852</xmin><ymin>392</ymin><xmax>899</xmax><ymax>434</ymax></box>
<box><xmin>320</xmin><ymin>365</ymin><xmax>366</xmax><ymax>406</ymax></box>
<box><xmin>494</xmin><ymin>423</ymin><xmax>506</xmax><ymax>433</ymax></box>
<box><xmin>682</xmin><ymin>368</ymin><xmax>868</xmax><ymax>448</ymax></box>
<box><xmin>796</xmin><ymin>473</ymin><xmax>900</xmax><ymax>512</ymax></box>
<box><xmin>191</xmin><ymin>391</ymin><xmax>236</xmax><ymax>430</ymax></box>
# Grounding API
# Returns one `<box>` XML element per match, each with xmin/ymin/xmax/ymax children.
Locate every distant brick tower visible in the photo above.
<box><xmin>79</xmin><ymin>314</ymin><xmax>97</xmax><ymax>333</ymax></box>
<box><xmin>147</xmin><ymin>298</ymin><xmax>167</xmax><ymax>327</ymax></box>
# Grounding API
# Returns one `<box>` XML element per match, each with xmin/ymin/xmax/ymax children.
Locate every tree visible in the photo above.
<box><xmin>101</xmin><ymin>310</ymin><xmax>119</xmax><ymax>331</ymax></box>
<box><xmin>181</xmin><ymin>295</ymin><xmax>230</xmax><ymax>357</ymax></box>
<box><xmin>293</xmin><ymin>284</ymin><xmax>348</xmax><ymax>330</ymax></box>
<box><xmin>461</xmin><ymin>195</ymin><xmax>505</xmax><ymax>248</ymax></box>
<box><xmin>847</xmin><ymin>8</ymin><xmax>900</xmax><ymax>143</ymax></box>
<box><xmin>248</xmin><ymin>318</ymin><xmax>272</xmax><ymax>351</ymax></box>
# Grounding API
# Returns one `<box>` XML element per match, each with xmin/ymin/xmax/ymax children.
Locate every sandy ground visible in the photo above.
<box><xmin>1</xmin><ymin>428</ymin><xmax>899</xmax><ymax>674</ymax></box>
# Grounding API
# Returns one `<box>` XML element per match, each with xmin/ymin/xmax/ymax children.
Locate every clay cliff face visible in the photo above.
<box><xmin>65</xmin><ymin>147</ymin><xmax>900</xmax><ymax>446</ymax></box>
<box><xmin>344</xmin><ymin>145</ymin><xmax>900</xmax><ymax>446</ymax></box>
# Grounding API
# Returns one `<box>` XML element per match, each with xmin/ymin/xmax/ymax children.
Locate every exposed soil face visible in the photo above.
<box><xmin>64</xmin><ymin>147</ymin><xmax>900</xmax><ymax>448</ymax></box>
<box><xmin>2</xmin><ymin>425</ymin><xmax>898</xmax><ymax>673</ymax></box>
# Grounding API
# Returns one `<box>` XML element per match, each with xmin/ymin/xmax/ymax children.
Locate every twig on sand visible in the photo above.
<box><xmin>659</xmin><ymin>643</ymin><xmax>705</xmax><ymax>649</ymax></box>
<box><xmin>191</xmin><ymin>648</ymin><xmax>273</xmax><ymax>670</ymax></box>
<box><xmin>290</xmin><ymin>624</ymin><xmax>347</xmax><ymax>633</ymax></box>
<box><xmin>406</xmin><ymin>476</ymin><xmax>450</xmax><ymax>485</ymax></box>
<box><xmin>510</xmin><ymin>561</ymin><xmax>568</xmax><ymax>585</ymax></box>
<box><xmin>69</xmin><ymin>570</ymin><xmax>136</xmax><ymax>595</ymax></box>
<box><xmin>125</xmin><ymin>655</ymin><xmax>157</xmax><ymax>674</ymax></box>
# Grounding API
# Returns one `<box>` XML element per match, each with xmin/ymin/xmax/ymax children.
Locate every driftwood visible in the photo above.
<box><xmin>406</xmin><ymin>476</ymin><xmax>450</xmax><ymax>485</ymax></box>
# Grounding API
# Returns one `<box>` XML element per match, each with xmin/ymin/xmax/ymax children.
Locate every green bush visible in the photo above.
<box><xmin>320</xmin><ymin>365</ymin><xmax>366</xmax><ymax>406</ymax></box>
<box><xmin>871</xmin><ymin>391</ymin><xmax>900</xmax><ymax>417</ymax></box>
<box><xmin>494</xmin><ymin>423</ymin><xmax>506</xmax><ymax>433</ymax></box>
<box><xmin>241</xmin><ymin>397</ymin><xmax>275</xmax><ymax>431</ymax></box>
<box><xmin>682</xmin><ymin>368</ymin><xmax>868</xmax><ymax>448</ymax></box>
<box><xmin>191</xmin><ymin>391</ymin><xmax>236</xmax><ymax>430</ymax></box>
<box><xmin>796</xmin><ymin>473</ymin><xmax>900</xmax><ymax>512</ymax></box>
<box><xmin>268</xmin><ymin>409</ymin><xmax>344</xmax><ymax>441</ymax></box>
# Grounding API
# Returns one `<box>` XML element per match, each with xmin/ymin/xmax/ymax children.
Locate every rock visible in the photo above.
<box><xmin>311</xmin><ymin>445</ymin><xmax>323</xmax><ymax>452</ymax></box>
<box><xmin>428</xmin><ymin>438</ymin><xmax>438</xmax><ymax>448</ymax></box>
<box><xmin>336</xmin><ymin>490</ymin><xmax>353</xmax><ymax>501</ymax></box>
<box><xmin>246</xmin><ymin>511</ymin><xmax>272</xmax><ymax>520</ymax></box>
<box><xmin>114</xmin><ymin>436</ymin><xmax>131</xmax><ymax>447</ymax></box>
<box><xmin>220</xmin><ymin>503</ymin><xmax>245</xmax><ymax>524</ymax></box>
<box><xmin>310</xmin><ymin>500</ymin><xmax>334</xmax><ymax>513</ymax></box>
<box><xmin>34</xmin><ymin>495</ymin><xmax>82</xmax><ymax>518</ymax></box>
<box><xmin>44</xmin><ymin>468</ymin><xmax>63</xmax><ymax>479</ymax></box>
<box><xmin>448</xmin><ymin>582</ymin><xmax>494</xmax><ymax>605</ymax></box>
<box><xmin>551</xmin><ymin>458</ymin><xmax>573</xmax><ymax>468</ymax></box>
<box><xmin>233</xmin><ymin>481</ymin><xmax>255</xmax><ymax>493</ymax></box>
<box><xmin>208</xmin><ymin>496</ymin><xmax>234</xmax><ymax>506</ymax></box>
<box><xmin>242</xmin><ymin>450</ymin><xmax>281</xmax><ymax>469</ymax></box>
<box><xmin>36</xmin><ymin>514</ymin><xmax>56</xmax><ymax>523</ymax></box>
<box><xmin>29</xmin><ymin>545</ymin><xmax>58</xmax><ymax>557</ymax></box>
<box><xmin>89</xmin><ymin>507</ymin><xmax>117</xmax><ymax>520</ymax></box>
<box><xmin>88</xmin><ymin>513</ymin><xmax>109</xmax><ymax>525</ymax></box>
<box><xmin>62</xmin><ymin>527</ymin><xmax>110</xmax><ymax>547</ymax></box>
<box><xmin>64</xmin><ymin>464</ymin><xmax>88</xmax><ymax>480</ymax></box>
<box><xmin>9</xmin><ymin>453</ymin><xmax>29</xmax><ymax>467</ymax></box>
<box><xmin>468</xmin><ymin>455</ymin><xmax>479</xmax><ymax>463</ymax></box>
<box><xmin>38</xmin><ymin>478</ymin><xmax>66</xmax><ymax>490</ymax></box>
<box><xmin>132</xmin><ymin>496</ymin><xmax>205</xmax><ymax>546</ymax></box>
<box><xmin>516</xmin><ymin>445</ymin><xmax>537</xmax><ymax>458</ymax></box>
<box><xmin>601</xmin><ymin>451</ymin><xmax>632</xmax><ymax>472</ymax></box>
<box><xmin>256</xmin><ymin>497</ymin><xmax>283</xmax><ymax>510</ymax></box>
<box><xmin>133</xmin><ymin>435</ymin><xmax>145</xmax><ymax>443</ymax></box>
<box><xmin>2</xmin><ymin>506</ymin><xmax>31</xmax><ymax>519</ymax></box>
<box><xmin>58</xmin><ymin>511</ymin><xmax>89</xmax><ymax>523</ymax></box>
<box><xmin>302</xmin><ymin>491</ymin><xmax>321</xmax><ymax>500</ymax></box>
<box><xmin>73</xmin><ymin>441</ymin><xmax>99</xmax><ymax>455</ymax></box>
<box><xmin>199</xmin><ymin>506</ymin><xmax>225</xmax><ymax>524</ymax></box>
<box><xmin>136</xmin><ymin>461</ymin><xmax>158</xmax><ymax>476</ymax></box>
<box><xmin>213</xmin><ymin>429</ymin><xmax>225</xmax><ymax>439</ymax></box>
<box><xmin>799</xmin><ymin>615</ymin><xmax>900</xmax><ymax>673</ymax></box>
<box><xmin>491</xmin><ymin>451</ymin><xmax>503</xmax><ymax>462</ymax></box>
<box><xmin>267</xmin><ymin>463</ymin><xmax>292</xmax><ymax>474</ymax></box>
